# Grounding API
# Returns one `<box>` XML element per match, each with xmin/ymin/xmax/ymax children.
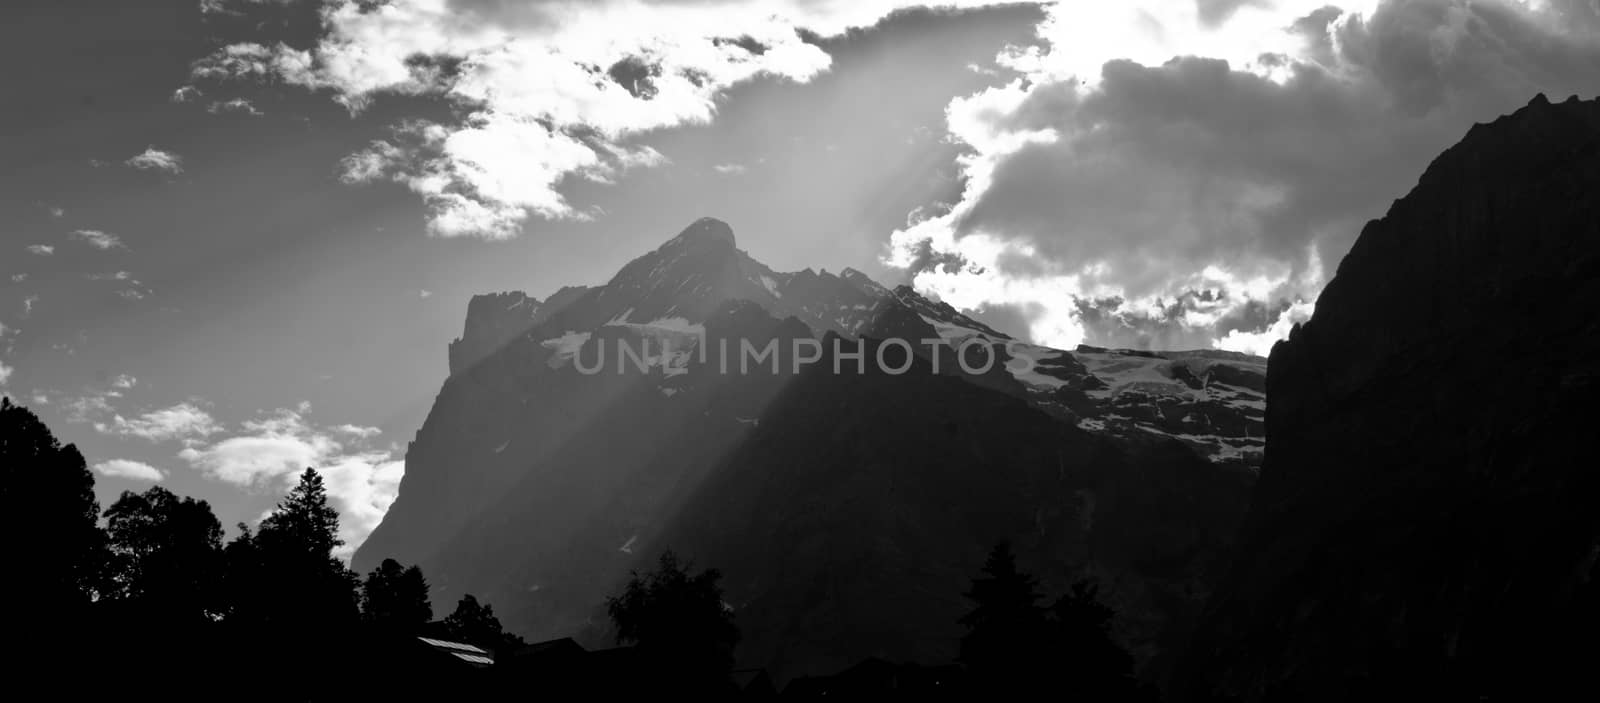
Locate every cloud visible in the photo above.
<box><xmin>886</xmin><ymin>0</ymin><xmax>1600</xmax><ymax>352</ymax></box>
<box><xmin>84</xmin><ymin>271</ymin><xmax>152</xmax><ymax>300</ymax></box>
<box><xmin>192</xmin><ymin>0</ymin><xmax>1015</xmax><ymax>239</ymax></box>
<box><xmin>93</xmin><ymin>459</ymin><xmax>166</xmax><ymax>482</ymax></box>
<box><xmin>178</xmin><ymin>404</ymin><xmax>404</xmax><ymax>558</ymax></box>
<box><xmin>207</xmin><ymin>98</ymin><xmax>263</xmax><ymax>116</ymax></box>
<box><xmin>26</xmin><ymin>245</ymin><xmax>54</xmax><ymax>256</ymax></box>
<box><xmin>713</xmin><ymin>162</ymin><xmax>748</xmax><ymax>175</ymax></box>
<box><xmin>333</xmin><ymin>423</ymin><xmax>382</xmax><ymax>438</ymax></box>
<box><xmin>10</xmin><ymin>274</ymin><xmax>26</xmax><ymax>283</ymax></box>
<box><xmin>125</xmin><ymin>147</ymin><xmax>184</xmax><ymax>174</ymax></box>
<box><xmin>0</xmin><ymin>361</ymin><xmax>12</xmax><ymax>387</ymax></box>
<box><xmin>72</xmin><ymin>229</ymin><xmax>126</xmax><ymax>250</ymax></box>
<box><xmin>65</xmin><ymin>393</ymin><xmax>114</xmax><ymax>423</ymax></box>
<box><xmin>199</xmin><ymin>0</ymin><xmax>294</xmax><ymax>16</ymax></box>
<box><xmin>112</xmin><ymin>374</ymin><xmax>137</xmax><ymax>389</ymax></box>
<box><xmin>49</xmin><ymin>206</ymin><xmax>65</xmax><ymax>218</ymax></box>
<box><xmin>22</xmin><ymin>295</ymin><xmax>39</xmax><ymax>317</ymax></box>
<box><xmin>1215</xmin><ymin>300</ymin><xmax>1316</xmax><ymax>357</ymax></box>
<box><xmin>97</xmin><ymin>401</ymin><xmax>222</xmax><ymax>442</ymax></box>
<box><xmin>418</xmin><ymin>289</ymin><xmax>432</xmax><ymax>299</ymax></box>
<box><xmin>171</xmin><ymin>85</ymin><xmax>202</xmax><ymax>102</ymax></box>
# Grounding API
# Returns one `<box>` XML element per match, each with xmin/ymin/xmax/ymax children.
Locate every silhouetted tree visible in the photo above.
<box><xmin>606</xmin><ymin>550</ymin><xmax>740</xmax><ymax>692</ymax></box>
<box><xmin>958</xmin><ymin>542</ymin><xmax>1147</xmax><ymax>699</ymax></box>
<box><xmin>362</xmin><ymin>558</ymin><xmax>432</xmax><ymax>631</ymax></box>
<box><xmin>442</xmin><ymin>593</ymin><xmax>524</xmax><ymax>652</ymax></box>
<box><xmin>0</xmin><ymin>399</ymin><xmax>106</xmax><ymax>625</ymax></box>
<box><xmin>958</xmin><ymin>541</ymin><xmax>1052</xmax><ymax>691</ymax></box>
<box><xmin>102</xmin><ymin>486</ymin><xmax>225</xmax><ymax>621</ymax></box>
<box><xmin>224</xmin><ymin>468</ymin><xmax>359</xmax><ymax>630</ymax></box>
<box><xmin>259</xmin><ymin>467</ymin><xmax>344</xmax><ymax>558</ymax></box>
<box><xmin>1049</xmin><ymin>580</ymin><xmax>1143</xmax><ymax>700</ymax></box>
<box><xmin>219</xmin><ymin>522</ymin><xmax>264</xmax><ymax>623</ymax></box>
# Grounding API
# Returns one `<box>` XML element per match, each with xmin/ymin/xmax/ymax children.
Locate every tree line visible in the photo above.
<box><xmin>1</xmin><ymin>397</ymin><xmax>523</xmax><ymax>691</ymax></box>
<box><xmin>4</xmin><ymin>396</ymin><xmax>1144</xmax><ymax>696</ymax></box>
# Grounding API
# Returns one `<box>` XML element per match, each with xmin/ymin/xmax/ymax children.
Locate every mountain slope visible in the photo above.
<box><xmin>648</xmin><ymin>335</ymin><xmax>1250</xmax><ymax>680</ymax></box>
<box><xmin>1174</xmin><ymin>94</ymin><xmax>1600</xmax><ymax>701</ymax></box>
<box><xmin>356</xmin><ymin>218</ymin><xmax>1260</xmax><ymax>681</ymax></box>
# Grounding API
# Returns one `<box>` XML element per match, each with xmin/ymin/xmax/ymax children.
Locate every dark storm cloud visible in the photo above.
<box><xmin>959</xmin><ymin>1</ymin><xmax>1600</xmax><ymax>297</ymax></box>
<box><xmin>890</xmin><ymin>0</ymin><xmax>1600</xmax><ymax>352</ymax></box>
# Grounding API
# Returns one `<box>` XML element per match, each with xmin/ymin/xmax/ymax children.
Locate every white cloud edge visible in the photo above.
<box><xmin>93</xmin><ymin>458</ymin><xmax>166</xmax><ymax>482</ymax></box>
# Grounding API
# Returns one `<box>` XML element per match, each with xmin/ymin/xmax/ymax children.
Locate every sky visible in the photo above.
<box><xmin>3</xmin><ymin>0</ymin><xmax>1597</xmax><ymax>556</ymax></box>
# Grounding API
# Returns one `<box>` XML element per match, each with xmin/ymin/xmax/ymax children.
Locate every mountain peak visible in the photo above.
<box><xmin>670</xmin><ymin>217</ymin><xmax>736</xmax><ymax>248</ymax></box>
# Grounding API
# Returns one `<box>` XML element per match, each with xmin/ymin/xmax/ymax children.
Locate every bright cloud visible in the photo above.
<box><xmin>93</xmin><ymin>459</ymin><xmax>166</xmax><ymax>482</ymax></box>
<box><xmin>178</xmin><ymin>404</ymin><xmax>403</xmax><ymax>558</ymax></box>
<box><xmin>26</xmin><ymin>245</ymin><xmax>54</xmax><ymax>256</ymax></box>
<box><xmin>886</xmin><ymin>0</ymin><xmax>1600</xmax><ymax>354</ymax></box>
<box><xmin>125</xmin><ymin>147</ymin><xmax>184</xmax><ymax>174</ymax></box>
<box><xmin>207</xmin><ymin>97</ymin><xmax>263</xmax><ymax>116</ymax></box>
<box><xmin>72</xmin><ymin>229</ymin><xmax>126</xmax><ymax>250</ymax></box>
<box><xmin>193</xmin><ymin>0</ymin><xmax>1016</xmax><ymax>239</ymax></box>
<box><xmin>332</xmin><ymin>423</ymin><xmax>382</xmax><ymax>438</ymax></box>
<box><xmin>1215</xmin><ymin>300</ymin><xmax>1317</xmax><ymax>358</ymax></box>
<box><xmin>97</xmin><ymin>401</ymin><xmax>223</xmax><ymax>442</ymax></box>
<box><xmin>0</xmin><ymin>361</ymin><xmax>12</xmax><ymax>387</ymax></box>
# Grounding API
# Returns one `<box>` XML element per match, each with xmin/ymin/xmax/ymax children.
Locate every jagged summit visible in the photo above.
<box><xmin>434</xmin><ymin>215</ymin><xmax>1269</xmax><ymax>465</ymax></box>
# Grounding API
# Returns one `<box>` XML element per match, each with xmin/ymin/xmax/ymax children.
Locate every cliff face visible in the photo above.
<box><xmin>1177</xmin><ymin>95</ymin><xmax>1600</xmax><ymax>701</ymax></box>
<box><xmin>447</xmin><ymin>287</ymin><xmax>591</xmax><ymax>376</ymax></box>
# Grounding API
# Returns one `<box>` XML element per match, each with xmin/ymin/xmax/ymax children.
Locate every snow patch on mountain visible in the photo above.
<box><xmin>541</xmin><ymin>331</ymin><xmax>591</xmax><ymax>368</ymax></box>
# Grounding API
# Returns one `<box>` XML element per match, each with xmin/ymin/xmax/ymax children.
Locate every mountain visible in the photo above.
<box><xmin>1174</xmin><ymin>94</ymin><xmax>1600</xmax><ymax>701</ymax></box>
<box><xmin>356</xmin><ymin>218</ymin><xmax>1257</xmax><ymax>680</ymax></box>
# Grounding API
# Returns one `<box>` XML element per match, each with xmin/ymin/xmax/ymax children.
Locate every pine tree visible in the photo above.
<box><xmin>259</xmin><ymin>468</ymin><xmax>343</xmax><ymax>559</ymax></box>
<box><xmin>1049</xmin><ymin>580</ymin><xmax>1142</xmax><ymax>699</ymax></box>
<box><xmin>236</xmin><ymin>468</ymin><xmax>360</xmax><ymax>629</ymax></box>
<box><xmin>959</xmin><ymin>541</ymin><xmax>1051</xmax><ymax>691</ymax></box>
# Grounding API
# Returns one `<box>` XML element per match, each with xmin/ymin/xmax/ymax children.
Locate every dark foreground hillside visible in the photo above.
<box><xmin>1174</xmin><ymin>94</ymin><xmax>1600</xmax><ymax>701</ymax></box>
